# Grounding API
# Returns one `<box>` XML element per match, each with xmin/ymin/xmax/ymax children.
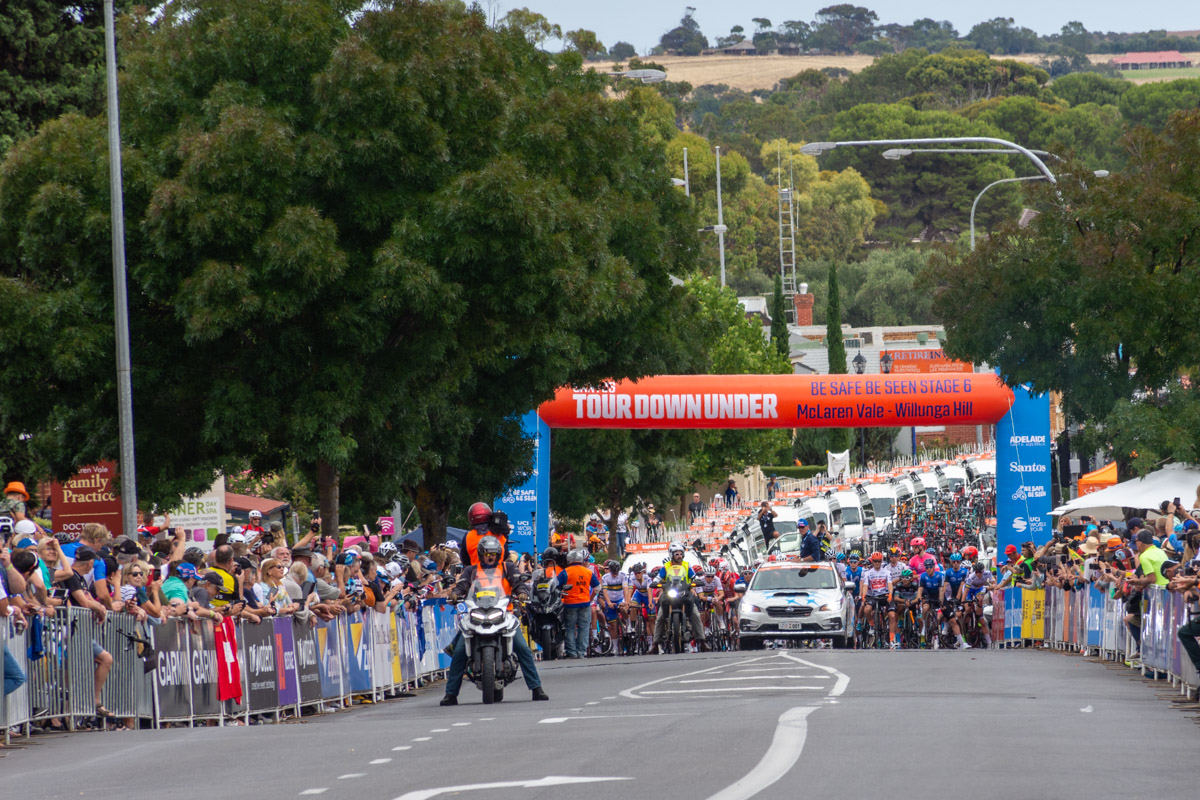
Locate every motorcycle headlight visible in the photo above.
<box><xmin>667</xmin><ymin>588</ymin><xmax>680</xmax><ymax>599</ymax></box>
<box><xmin>485</xmin><ymin>608</ymin><xmax>504</xmax><ymax>623</ymax></box>
<box><xmin>469</xmin><ymin>609</ymin><xmax>488</xmax><ymax>624</ymax></box>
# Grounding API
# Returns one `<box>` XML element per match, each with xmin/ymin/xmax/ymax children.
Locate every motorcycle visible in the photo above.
<box><xmin>458</xmin><ymin>580</ymin><xmax>521</xmax><ymax>704</ymax></box>
<box><xmin>528</xmin><ymin>574</ymin><xmax>566</xmax><ymax>661</ymax></box>
<box><xmin>656</xmin><ymin>576</ymin><xmax>695</xmax><ymax>654</ymax></box>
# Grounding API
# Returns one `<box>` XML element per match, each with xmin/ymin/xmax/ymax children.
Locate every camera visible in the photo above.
<box><xmin>488</xmin><ymin>511</ymin><xmax>510</xmax><ymax>536</ymax></box>
<box><xmin>0</xmin><ymin>515</ymin><xmax>13</xmax><ymax>538</ymax></box>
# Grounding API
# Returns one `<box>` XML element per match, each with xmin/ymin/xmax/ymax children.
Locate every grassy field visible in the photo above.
<box><xmin>597</xmin><ymin>51</ymin><xmax>1200</xmax><ymax>92</ymax></box>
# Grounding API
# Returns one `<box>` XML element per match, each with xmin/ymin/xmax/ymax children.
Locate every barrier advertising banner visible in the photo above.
<box><xmin>494</xmin><ymin>410</ymin><xmax>550</xmax><ymax>554</ymax></box>
<box><xmin>316</xmin><ymin>619</ymin><xmax>344</xmax><ymax>699</ymax></box>
<box><xmin>883</xmin><ymin>348</ymin><xmax>972</xmax><ymax>374</ymax></box>
<box><xmin>345</xmin><ymin>613</ymin><xmax>373</xmax><ymax>693</ymax></box>
<box><xmin>995</xmin><ymin>381</ymin><xmax>1051</xmax><ymax>556</ymax></box>
<box><xmin>273</xmin><ymin>617</ymin><xmax>299</xmax><ymax>707</ymax></box>
<box><xmin>1086</xmin><ymin>587</ymin><xmax>1105</xmax><ymax>647</ymax></box>
<box><xmin>189</xmin><ymin>624</ymin><xmax>220</xmax><ymax>717</ymax></box>
<box><xmin>294</xmin><ymin>620</ymin><xmax>322</xmax><ymax>704</ymax></box>
<box><xmin>243</xmin><ymin>620</ymin><xmax>278</xmax><ymax>711</ymax></box>
<box><xmin>1021</xmin><ymin>589</ymin><xmax>1045</xmax><ymax>640</ymax></box>
<box><xmin>152</xmin><ymin>621</ymin><xmax>191</xmax><ymax>719</ymax></box>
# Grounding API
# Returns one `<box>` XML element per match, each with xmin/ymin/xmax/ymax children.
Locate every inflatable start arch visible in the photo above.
<box><xmin>495</xmin><ymin>373</ymin><xmax>1049</xmax><ymax>561</ymax></box>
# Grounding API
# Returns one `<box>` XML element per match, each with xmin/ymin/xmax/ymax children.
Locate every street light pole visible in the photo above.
<box><xmin>970</xmin><ymin>175</ymin><xmax>1046</xmax><ymax>251</ymax></box>
<box><xmin>104</xmin><ymin>0</ymin><xmax>138</xmax><ymax>537</ymax></box>
<box><xmin>801</xmin><ymin>137</ymin><xmax>1058</xmax><ymax>184</ymax></box>
<box><xmin>715</xmin><ymin>145</ymin><xmax>726</xmax><ymax>287</ymax></box>
<box><xmin>683</xmin><ymin>147</ymin><xmax>690</xmax><ymax>197</ymax></box>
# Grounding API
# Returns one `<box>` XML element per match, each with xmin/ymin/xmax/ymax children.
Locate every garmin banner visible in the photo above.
<box><xmin>493</xmin><ymin>410</ymin><xmax>550</xmax><ymax>554</ymax></box>
<box><xmin>995</xmin><ymin>381</ymin><xmax>1051</xmax><ymax>558</ymax></box>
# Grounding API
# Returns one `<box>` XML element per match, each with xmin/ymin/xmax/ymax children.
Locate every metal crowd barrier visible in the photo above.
<box><xmin>995</xmin><ymin>583</ymin><xmax>1200</xmax><ymax>699</ymax></box>
<box><xmin>2</xmin><ymin>600</ymin><xmax>460</xmax><ymax>737</ymax></box>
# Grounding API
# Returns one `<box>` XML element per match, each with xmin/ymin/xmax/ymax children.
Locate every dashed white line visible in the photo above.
<box><xmin>299</xmin><ymin>790</ymin><xmax>328</xmax><ymax>796</ymax></box>
<box><xmin>479</xmin><ymin>717</ymin><xmax>496</xmax><ymax>721</ymax></box>
<box><xmin>392</xmin><ymin>746</ymin><xmax>412</xmax><ymax>751</ymax></box>
<box><xmin>603</xmin><ymin>696</ymin><xmax>616</xmax><ymax>700</ymax></box>
<box><xmin>430</xmin><ymin>728</ymin><xmax>450</xmax><ymax>732</ymax></box>
<box><xmin>586</xmin><ymin>701</ymin><xmax>600</xmax><ymax>705</ymax></box>
<box><xmin>370</xmin><ymin>758</ymin><xmax>393</xmax><ymax>765</ymax></box>
<box><xmin>412</xmin><ymin>736</ymin><xmax>432</xmax><ymax>741</ymax></box>
<box><xmin>452</xmin><ymin>722</ymin><xmax>471</xmax><ymax>727</ymax></box>
<box><xmin>338</xmin><ymin>773</ymin><xmax>366</xmax><ymax>780</ymax></box>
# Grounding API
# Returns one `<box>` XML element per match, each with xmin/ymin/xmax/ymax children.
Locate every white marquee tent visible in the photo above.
<box><xmin>1051</xmin><ymin>462</ymin><xmax>1200</xmax><ymax>520</ymax></box>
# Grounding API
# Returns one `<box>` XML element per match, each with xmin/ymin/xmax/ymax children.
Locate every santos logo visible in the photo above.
<box><xmin>1013</xmin><ymin>517</ymin><xmax>1028</xmax><ymax>533</ymax></box>
<box><xmin>1009</xmin><ymin>435</ymin><xmax>1047</xmax><ymax>446</ymax></box>
<box><xmin>1009</xmin><ymin>462</ymin><xmax>1046</xmax><ymax>473</ymax></box>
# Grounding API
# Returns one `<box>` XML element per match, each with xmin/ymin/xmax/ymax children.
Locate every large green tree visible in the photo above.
<box><xmin>0</xmin><ymin>0</ymin><xmax>697</xmax><ymax>541</ymax></box>
<box><xmin>0</xmin><ymin>1</ymin><xmax>110</xmax><ymax>157</ymax></box>
<box><xmin>927</xmin><ymin>110</ymin><xmax>1200</xmax><ymax>429</ymax></box>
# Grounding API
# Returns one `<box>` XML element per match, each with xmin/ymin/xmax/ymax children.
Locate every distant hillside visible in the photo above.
<box><xmin>600</xmin><ymin>51</ymin><xmax>1200</xmax><ymax>91</ymax></box>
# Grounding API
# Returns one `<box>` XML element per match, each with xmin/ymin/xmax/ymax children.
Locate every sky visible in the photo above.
<box><xmin>486</xmin><ymin>1</ymin><xmax>1198</xmax><ymax>54</ymax></box>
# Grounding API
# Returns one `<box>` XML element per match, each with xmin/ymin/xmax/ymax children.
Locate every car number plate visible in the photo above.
<box><xmin>780</xmin><ymin>621</ymin><xmax>804</xmax><ymax>631</ymax></box>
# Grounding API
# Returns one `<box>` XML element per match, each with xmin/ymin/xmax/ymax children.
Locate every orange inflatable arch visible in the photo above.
<box><xmin>538</xmin><ymin>374</ymin><xmax>1014</xmax><ymax>429</ymax></box>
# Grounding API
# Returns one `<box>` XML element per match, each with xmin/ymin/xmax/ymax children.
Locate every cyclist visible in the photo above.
<box><xmin>833</xmin><ymin>552</ymin><xmax>848</xmax><ymax>580</ymax></box>
<box><xmin>893</xmin><ymin>568</ymin><xmax>920</xmax><ymax>646</ymax></box>
<box><xmin>626</xmin><ymin>562</ymin><xmax>654</xmax><ymax>636</ymax></box>
<box><xmin>860</xmin><ymin>552</ymin><xmax>896</xmax><ymax>648</ymax></box>
<box><xmin>960</xmin><ymin>560</ymin><xmax>996</xmax><ymax>647</ymax></box>
<box><xmin>714</xmin><ymin>559</ymin><xmax>742</xmax><ymax>628</ymax></box>
<box><xmin>598</xmin><ymin>559</ymin><xmax>628</xmax><ymax>650</ymax></box>
<box><xmin>885</xmin><ymin>547</ymin><xmax>907</xmax><ymax>585</ymax></box>
<box><xmin>908</xmin><ymin>538</ymin><xmax>931</xmax><ymax>575</ymax></box>
<box><xmin>916</xmin><ymin>557</ymin><xmax>946</xmax><ymax>648</ymax></box>
<box><xmin>943</xmin><ymin>553</ymin><xmax>971</xmax><ymax>649</ymax></box>
<box><xmin>696</xmin><ymin>564</ymin><xmax>725</xmax><ymax>637</ymax></box>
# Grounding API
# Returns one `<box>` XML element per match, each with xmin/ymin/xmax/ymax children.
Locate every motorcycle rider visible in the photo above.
<box><xmin>440</xmin><ymin>535</ymin><xmax>548</xmax><ymax>705</ymax></box>
<box><xmin>532</xmin><ymin>548</ymin><xmax>565</xmax><ymax>582</ymax></box>
<box><xmin>650</xmin><ymin>542</ymin><xmax>706</xmax><ymax>653</ymax></box>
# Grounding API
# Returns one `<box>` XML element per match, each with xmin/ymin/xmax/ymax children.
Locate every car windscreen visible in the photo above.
<box><xmin>839</xmin><ymin>505</ymin><xmax>861</xmax><ymax>525</ymax></box>
<box><xmin>750</xmin><ymin>568</ymin><xmax>838</xmax><ymax>591</ymax></box>
<box><xmin>774</xmin><ymin>520</ymin><xmax>798</xmax><ymax>535</ymax></box>
<box><xmin>804</xmin><ymin>510</ymin><xmax>829</xmax><ymax>528</ymax></box>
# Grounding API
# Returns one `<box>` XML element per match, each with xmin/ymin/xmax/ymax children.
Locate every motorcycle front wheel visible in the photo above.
<box><xmin>481</xmin><ymin>647</ymin><xmax>496</xmax><ymax>704</ymax></box>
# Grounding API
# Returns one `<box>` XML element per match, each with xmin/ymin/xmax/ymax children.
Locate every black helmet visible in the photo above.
<box><xmin>973</xmin><ymin>561</ymin><xmax>985</xmax><ymax>571</ymax></box>
<box><xmin>541</xmin><ymin>547</ymin><xmax>559</xmax><ymax>563</ymax></box>
<box><xmin>606</xmin><ymin>559</ymin><xmax>620</xmax><ymax>570</ymax></box>
<box><xmin>478</xmin><ymin>536</ymin><xmax>503</xmax><ymax>560</ymax></box>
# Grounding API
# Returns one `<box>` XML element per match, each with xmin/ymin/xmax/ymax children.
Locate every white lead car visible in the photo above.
<box><xmin>738</xmin><ymin>562</ymin><xmax>854</xmax><ymax>649</ymax></box>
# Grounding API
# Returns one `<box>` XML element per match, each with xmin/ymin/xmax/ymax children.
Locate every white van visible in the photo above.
<box><xmin>861</xmin><ymin>482</ymin><xmax>900</xmax><ymax>530</ymax></box>
<box><xmin>911</xmin><ymin>470</ymin><xmax>941</xmax><ymax>504</ymax></box>
<box><xmin>830</xmin><ymin>489</ymin><xmax>875</xmax><ymax>544</ymax></box>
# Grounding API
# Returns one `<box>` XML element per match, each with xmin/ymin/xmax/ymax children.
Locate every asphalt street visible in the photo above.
<box><xmin>4</xmin><ymin>648</ymin><xmax>1196</xmax><ymax>799</ymax></box>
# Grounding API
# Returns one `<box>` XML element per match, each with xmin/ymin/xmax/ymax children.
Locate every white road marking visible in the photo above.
<box><xmin>620</xmin><ymin>655</ymin><xmax>779</xmax><ymax>699</ymax></box>
<box><xmin>339</xmin><ymin>774</ymin><xmax>366</xmax><ymax>780</ymax></box>
<box><xmin>412</xmin><ymin>736</ymin><xmax>432</xmax><ymax>741</ymax></box>
<box><xmin>586</xmin><ymin>701</ymin><xmax>600</xmax><ymax>705</ymax></box>
<box><xmin>370</xmin><ymin>758</ymin><xmax>392</xmax><ymax>765</ymax></box>
<box><xmin>642</xmin><ymin>686</ymin><xmax>825</xmax><ymax>694</ymax></box>
<box><xmin>704</xmin><ymin>707</ymin><xmax>817</xmax><ymax>800</ymax></box>
<box><xmin>539</xmin><ymin>713</ymin><xmax>690</xmax><ymax>724</ymax></box>
<box><xmin>451</xmin><ymin>722</ymin><xmax>471</xmax><ymax>727</ymax></box>
<box><xmin>678</xmin><ymin>675</ymin><xmax>828</xmax><ymax>684</ymax></box>
<box><xmin>603</xmin><ymin>696</ymin><xmax>616</xmax><ymax>700</ymax></box>
<box><xmin>732</xmin><ymin>665</ymin><xmax>821</xmax><ymax>672</ymax></box>
<box><xmin>779</xmin><ymin>652</ymin><xmax>850</xmax><ymax>696</ymax></box>
<box><xmin>299</xmin><ymin>790</ymin><xmax>328</xmax><ymax>796</ymax></box>
<box><xmin>430</xmin><ymin>728</ymin><xmax>450</xmax><ymax>732</ymax></box>
<box><xmin>393</xmin><ymin>775</ymin><xmax>632</xmax><ymax>800</ymax></box>
<box><xmin>392</xmin><ymin>746</ymin><xmax>412</xmax><ymax>751</ymax></box>
<box><xmin>479</xmin><ymin>717</ymin><xmax>495</xmax><ymax>721</ymax></box>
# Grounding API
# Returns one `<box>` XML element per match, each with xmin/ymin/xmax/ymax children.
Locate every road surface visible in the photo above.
<box><xmin>4</xmin><ymin>648</ymin><xmax>1194</xmax><ymax>799</ymax></box>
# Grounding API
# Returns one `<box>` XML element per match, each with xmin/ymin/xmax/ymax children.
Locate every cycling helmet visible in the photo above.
<box><xmin>924</xmin><ymin>557</ymin><xmax>936</xmax><ymax>567</ymax></box>
<box><xmin>249</xmin><ymin>509</ymin><xmax>262</xmax><ymax>520</ymax></box>
<box><xmin>378</xmin><ymin>541</ymin><xmax>398</xmax><ymax>559</ymax></box>
<box><xmin>632</xmin><ymin>562</ymin><xmax>645</xmax><ymax>573</ymax></box>
<box><xmin>588</xmin><ymin>554</ymin><xmax>596</xmax><ymax>563</ymax></box>
<box><xmin>541</xmin><ymin>547</ymin><xmax>559</xmax><ymax>563</ymax></box>
<box><xmin>709</xmin><ymin>557</ymin><xmax>724</xmax><ymax>569</ymax></box>
<box><xmin>972</xmin><ymin>561</ymin><xmax>985</xmax><ymax>571</ymax></box>
<box><xmin>477</xmin><ymin>535</ymin><xmax>503</xmax><ymax>560</ymax></box>
<box><xmin>606</xmin><ymin>559</ymin><xmax>620</xmax><ymax>570</ymax></box>
<box><xmin>869</xmin><ymin>552</ymin><xmax>883</xmax><ymax>562</ymax></box>
<box><xmin>910</xmin><ymin>537</ymin><xmax>925</xmax><ymax>548</ymax></box>
<box><xmin>963</xmin><ymin>546</ymin><xmax>979</xmax><ymax>559</ymax></box>
<box><xmin>849</xmin><ymin>550</ymin><xmax>862</xmax><ymax>559</ymax></box>
<box><xmin>391</xmin><ymin>554</ymin><xmax>411</xmax><ymax>571</ymax></box>
<box><xmin>900</xmin><ymin>568</ymin><xmax>914</xmax><ymax>578</ymax></box>
<box><xmin>668</xmin><ymin>541</ymin><xmax>685</xmax><ymax>556</ymax></box>
<box><xmin>888</xmin><ymin>546</ymin><xmax>901</xmax><ymax>555</ymax></box>
<box><xmin>467</xmin><ymin>502</ymin><xmax>492</xmax><ymax>527</ymax></box>
<box><xmin>702</xmin><ymin>564</ymin><xmax>716</xmax><ymax>576</ymax></box>
<box><xmin>567</xmin><ymin>548</ymin><xmax>586</xmax><ymax>564</ymax></box>
<box><xmin>950</xmin><ymin>553</ymin><xmax>963</xmax><ymax>562</ymax></box>
<box><xmin>847</xmin><ymin>552</ymin><xmax>861</xmax><ymax>562</ymax></box>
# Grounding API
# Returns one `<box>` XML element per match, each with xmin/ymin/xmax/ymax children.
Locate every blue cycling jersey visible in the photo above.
<box><xmin>945</xmin><ymin>566</ymin><xmax>969</xmax><ymax>590</ymax></box>
<box><xmin>843</xmin><ymin>565</ymin><xmax>862</xmax><ymax>591</ymax></box>
<box><xmin>919</xmin><ymin>570</ymin><xmax>945</xmax><ymax>596</ymax></box>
